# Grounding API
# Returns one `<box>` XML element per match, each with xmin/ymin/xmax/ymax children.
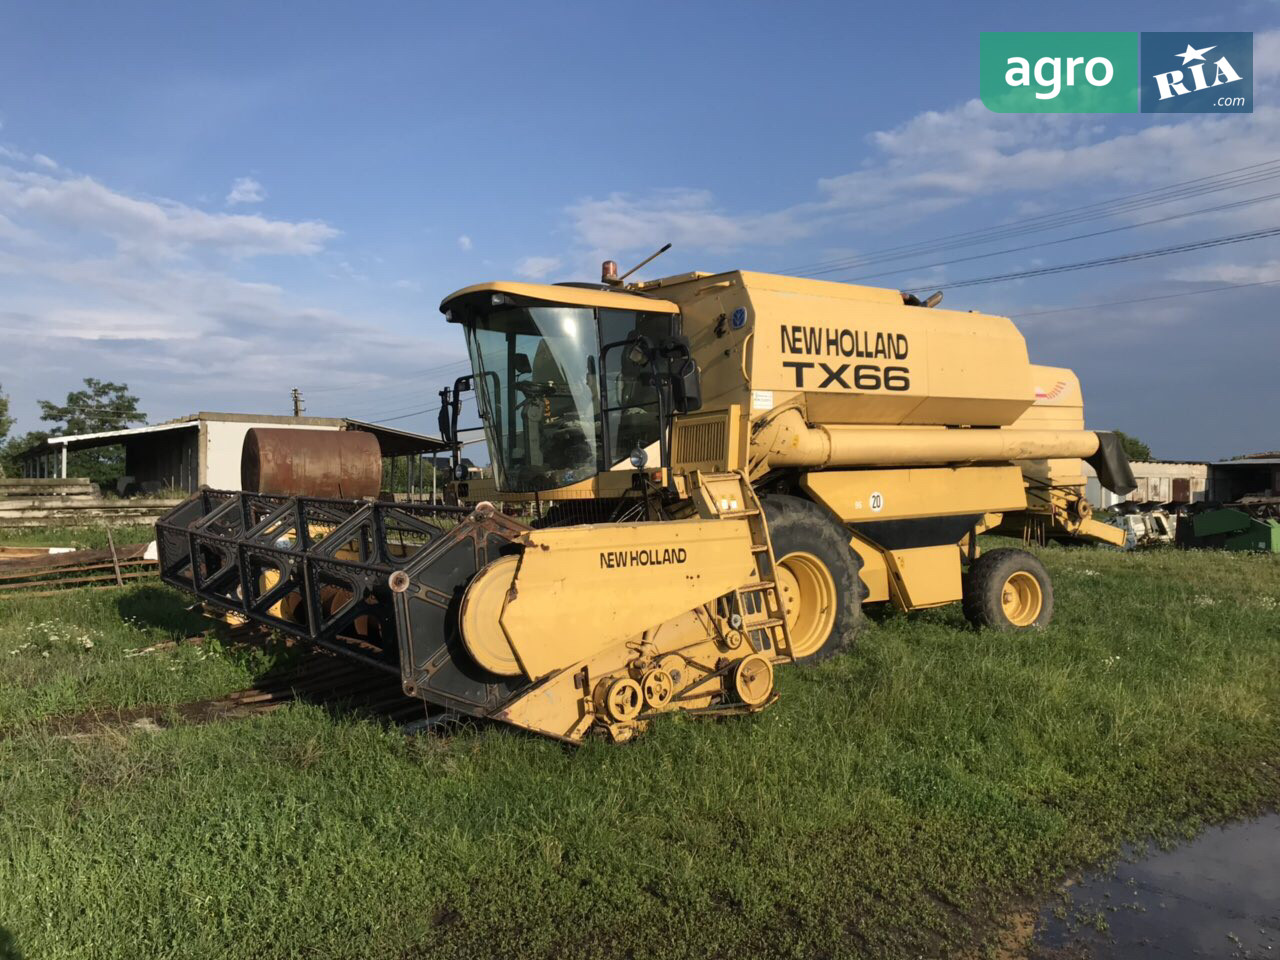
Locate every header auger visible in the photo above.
<box><xmin>158</xmin><ymin>264</ymin><xmax>1134</xmax><ymax>743</ymax></box>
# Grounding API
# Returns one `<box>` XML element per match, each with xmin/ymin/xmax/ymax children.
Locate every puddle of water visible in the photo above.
<box><xmin>1034</xmin><ymin>813</ymin><xmax>1280</xmax><ymax>958</ymax></box>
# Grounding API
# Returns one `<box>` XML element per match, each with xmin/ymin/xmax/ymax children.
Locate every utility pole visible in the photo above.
<box><xmin>290</xmin><ymin>388</ymin><xmax>304</xmax><ymax>417</ymax></box>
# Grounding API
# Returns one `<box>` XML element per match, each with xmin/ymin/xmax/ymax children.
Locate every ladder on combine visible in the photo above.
<box><xmin>692</xmin><ymin>471</ymin><xmax>795</xmax><ymax>663</ymax></box>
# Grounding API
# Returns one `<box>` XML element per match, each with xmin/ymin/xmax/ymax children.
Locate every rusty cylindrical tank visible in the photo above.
<box><xmin>241</xmin><ymin>428</ymin><xmax>382</xmax><ymax>499</ymax></box>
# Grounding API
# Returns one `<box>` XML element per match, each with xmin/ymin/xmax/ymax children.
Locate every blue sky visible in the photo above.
<box><xmin>0</xmin><ymin>1</ymin><xmax>1276</xmax><ymax>459</ymax></box>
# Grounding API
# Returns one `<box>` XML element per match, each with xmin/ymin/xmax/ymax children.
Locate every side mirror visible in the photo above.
<box><xmin>662</xmin><ymin>336</ymin><xmax>702</xmax><ymax>413</ymax></box>
<box><xmin>514</xmin><ymin>353</ymin><xmax>532</xmax><ymax>376</ymax></box>
<box><xmin>437</xmin><ymin>388</ymin><xmax>453</xmax><ymax>443</ymax></box>
<box><xmin>672</xmin><ymin>357</ymin><xmax>702</xmax><ymax>413</ymax></box>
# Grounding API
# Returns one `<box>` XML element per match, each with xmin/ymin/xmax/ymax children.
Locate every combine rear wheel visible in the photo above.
<box><xmin>962</xmin><ymin>548</ymin><xmax>1054</xmax><ymax>630</ymax></box>
<box><xmin>761</xmin><ymin>495</ymin><xmax>865</xmax><ymax>663</ymax></box>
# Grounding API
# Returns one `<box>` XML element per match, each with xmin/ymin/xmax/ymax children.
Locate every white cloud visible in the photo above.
<box><xmin>0</xmin><ymin>306</ymin><xmax>201</xmax><ymax>342</ymax></box>
<box><xmin>567</xmin><ymin>188</ymin><xmax>809</xmax><ymax>258</ymax></box>
<box><xmin>1255</xmin><ymin>30</ymin><xmax>1280</xmax><ymax>87</ymax></box>
<box><xmin>816</xmin><ymin>101</ymin><xmax>1280</xmax><ymax>218</ymax></box>
<box><xmin>564</xmin><ymin>30</ymin><xmax>1280</xmax><ymax>266</ymax></box>
<box><xmin>515</xmin><ymin>255</ymin><xmax>562</xmax><ymax>279</ymax></box>
<box><xmin>225</xmin><ymin>176</ymin><xmax>266</xmax><ymax>206</ymax></box>
<box><xmin>0</xmin><ymin>239</ymin><xmax>457</xmax><ymax>433</ymax></box>
<box><xmin>393</xmin><ymin>278</ymin><xmax>422</xmax><ymax>291</ymax></box>
<box><xmin>0</xmin><ymin>166</ymin><xmax>336</xmax><ymax>259</ymax></box>
<box><xmin>457</xmin><ymin>234</ymin><xmax>473</xmax><ymax>251</ymax></box>
<box><xmin>1168</xmin><ymin>259</ymin><xmax>1280</xmax><ymax>284</ymax></box>
<box><xmin>0</xmin><ymin>148</ymin><xmax>432</xmax><ymax>436</ymax></box>
<box><xmin>0</xmin><ymin>210</ymin><xmax>36</xmax><ymax>245</ymax></box>
<box><xmin>331</xmin><ymin>259</ymin><xmax>368</xmax><ymax>282</ymax></box>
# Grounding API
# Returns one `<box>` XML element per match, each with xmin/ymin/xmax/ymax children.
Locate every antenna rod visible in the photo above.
<box><xmin>616</xmin><ymin>243</ymin><xmax>672</xmax><ymax>283</ymax></box>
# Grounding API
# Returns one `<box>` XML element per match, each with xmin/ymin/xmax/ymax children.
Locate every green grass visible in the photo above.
<box><xmin>0</xmin><ymin>544</ymin><xmax>1277</xmax><ymax>960</ymax></box>
<box><xmin>0</xmin><ymin>524</ymin><xmax>158</xmax><ymax>550</ymax></box>
<box><xmin>0</xmin><ymin>586</ymin><xmax>278</xmax><ymax>726</ymax></box>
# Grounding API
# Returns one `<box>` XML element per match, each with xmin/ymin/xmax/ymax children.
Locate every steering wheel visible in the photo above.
<box><xmin>514</xmin><ymin>380</ymin><xmax>561</xmax><ymax>399</ymax></box>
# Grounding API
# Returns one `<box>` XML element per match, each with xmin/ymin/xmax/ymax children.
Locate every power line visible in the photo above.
<box><xmin>36</xmin><ymin>410</ymin><xmax>146</xmax><ymax>420</ymax></box>
<box><xmin>1009</xmin><ymin>277</ymin><xmax>1280</xmax><ymax>319</ymax></box>
<box><xmin>373</xmin><ymin>407</ymin><xmax>442</xmax><ymax>424</ymax></box>
<box><xmin>785</xmin><ymin>157</ymin><xmax>1280</xmax><ymax>276</ymax></box>
<box><xmin>299</xmin><ymin>358</ymin><xmax>472</xmax><ymax>395</ymax></box>
<box><xmin>903</xmin><ymin>225</ymin><xmax>1280</xmax><ymax>292</ymax></box>
<box><xmin>342</xmin><ymin>389</ymin><xmax>450</xmax><ymax>416</ymax></box>
<box><xmin>830</xmin><ymin>190</ymin><xmax>1280</xmax><ymax>284</ymax></box>
<box><xmin>309</xmin><ymin>357</ymin><xmax>471</xmax><ymax>391</ymax></box>
<box><xmin>370</xmin><ymin>395</ymin><xmax>476</xmax><ymax>426</ymax></box>
<box><xmin>300</xmin><ymin>360</ymin><xmax>476</xmax><ymax>421</ymax></box>
<box><xmin>777</xmin><ymin>156</ymin><xmax>1280</xmax><ymax>279</ymax></box>
<box><xmin>339</xmin><ymin>383</ymin><xmax>474</xmax><ymax>422</ymax></box>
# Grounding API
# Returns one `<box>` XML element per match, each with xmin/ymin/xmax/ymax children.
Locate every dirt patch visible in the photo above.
<box><xmin>46</xmin><ymin>694</ymin><xmax>289</xmax><ymax>739</ymax></box>
<box><xmin>5</xmin><ymin>644</ymin><xmax>426</xmax><ymax>741</ymax></box>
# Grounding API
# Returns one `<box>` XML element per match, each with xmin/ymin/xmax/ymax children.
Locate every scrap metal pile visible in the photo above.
<box><xmin>1179</xmin><ymin>500</ymin><xmax>1280</xmax><ymax>552</ymax></box>
<box><xmin>0</xmin><ymin>541</ymin><xmax>157</xmax><ymax>597</ymax></box>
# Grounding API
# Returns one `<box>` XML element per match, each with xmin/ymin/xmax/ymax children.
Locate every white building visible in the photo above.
<box><xmin>1084</xmin><ymin>459</ymin><xmax>1208</xmax><ymax>508</ymax></box>
<box><xmin>21</xmin><ymin>412</ymin><xmax>448</xmax><ymax>494</ymax></box>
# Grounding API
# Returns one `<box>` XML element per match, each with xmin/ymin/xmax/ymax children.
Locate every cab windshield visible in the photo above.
<box><xmin>464</xmin><ymin>304</ymin><xmax>674</xmax><ymax>492</ymax></box>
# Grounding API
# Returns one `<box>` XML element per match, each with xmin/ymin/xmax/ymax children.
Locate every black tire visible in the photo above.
<box><xmin>962</xmin><ymin>548</ymin><xmax>1054</xmax><ymax>630</ymax></box>
<box><xmin>761</xmin><ymin>495</ymin><xmax>865</xmax><ymax>663</ymax></box>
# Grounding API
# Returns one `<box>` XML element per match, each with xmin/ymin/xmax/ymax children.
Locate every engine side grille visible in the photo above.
<box><xmin>673</xmin><ymin>416</ymin><xmax>729</xmax><ymax>472</ymax></box>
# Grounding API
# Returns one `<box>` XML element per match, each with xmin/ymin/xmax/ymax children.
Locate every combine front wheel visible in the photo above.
<box><xmin>761</xmin><ymin>495</ymin><xmax>864</xmax><ymax>663</ymax></box>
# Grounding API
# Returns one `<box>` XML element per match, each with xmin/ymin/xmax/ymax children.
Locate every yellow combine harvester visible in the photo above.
<box><xmin>157</xmin><ymin>261</ymin><xmax>1134</xmax><ymax>744</ymax></box>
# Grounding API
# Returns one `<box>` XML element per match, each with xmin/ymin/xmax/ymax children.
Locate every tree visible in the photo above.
<box><xmin>0</xmin><ymin>383</ymin><xmax>12</xmax><ymax>445</ymax></box>
<box><xmin>1112</xmin><ymin>430</ymin><xmax>1152</xmax><ymax>462</ymax></box>
<box><xmin>39</xmin><ymin>378</ymin><xmax>144</xmax><ymax>436</ymax></box>
<box><xmin>0</xmin><ymin>385</ymin><xmax>14</xmax><ymax>477</ymax></box>
<box><xmin>38</xmin><ymin>378</ymin><xmax>145</xmax><ymax>488</ymax></box>
<box><xmin>0</xmin><ymin>430</ymin><xmax>48</xmax><ymax>479</ymax></box>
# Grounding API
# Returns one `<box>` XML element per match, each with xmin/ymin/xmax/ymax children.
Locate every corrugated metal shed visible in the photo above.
<box><xmin>19</xmin><ymin>412</ymin><xmax>451</xmax><ymax>492</ymax></box>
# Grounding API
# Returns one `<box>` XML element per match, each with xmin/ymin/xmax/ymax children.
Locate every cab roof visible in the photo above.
<box><xmin>632</xmin><ymin>269</ymin><xmax>907</xmax><ymax>307</ymax></box>
<box><xmin>440</xmin><ymin>281</ymin><xmax>679</xmax><ymax>318</ymax></box>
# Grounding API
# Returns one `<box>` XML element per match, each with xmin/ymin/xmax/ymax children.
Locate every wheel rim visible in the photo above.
<box><xmin>774</xmin><ymin>551</ymin><xmax>838</xmax><ymax>658</ymax></box>
<box><xmin>1000</xmin><ymin>571</ymin><xmax>1043</xmax><ymax>626</ymax></box>
<box><xmin>733</xmin><ymin>654</ymin><xmax>774</xmax><ymax>706</ymax></box>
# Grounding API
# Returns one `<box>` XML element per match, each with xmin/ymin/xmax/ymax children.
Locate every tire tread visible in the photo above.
<box><xmin>962</xmin><ymin>547</ymin><xmax>1054</xmax><ymax>630</ymax></box>
<box><xmin>761</xmin><ymin>494</ymin><xmax>866</xmax><ymax>662</ymax></box>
